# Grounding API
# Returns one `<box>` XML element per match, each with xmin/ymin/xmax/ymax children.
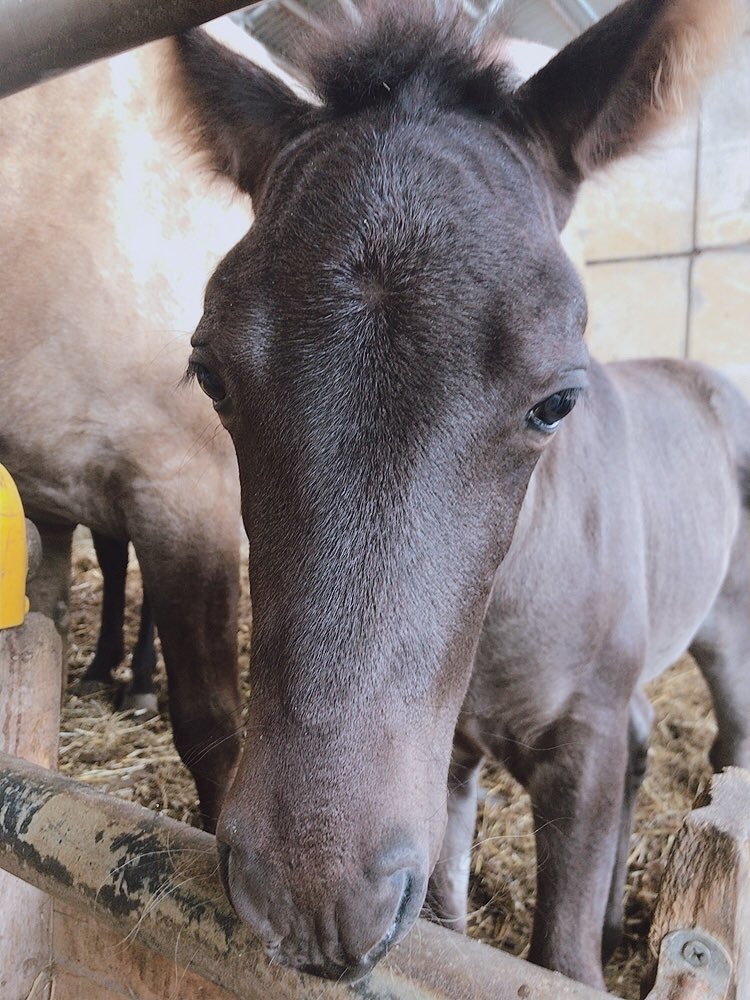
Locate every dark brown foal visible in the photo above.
<box><xmin>168</xmin><ymin>0</ymin><xmax>746</xmax><ymax>986</ymax></box>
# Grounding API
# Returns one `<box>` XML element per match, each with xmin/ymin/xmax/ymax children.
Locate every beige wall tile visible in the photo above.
<box><xmin>584</xmin><ymin>257</ymin><xmax>689</xmax><ymax>362</ymax></box>
<box><xmin>697</xmin><ymin>36</ymin><xmax>750</xmax><ymax>248</ymax></box>
<box><xmin>688</xmin><ymin>249</ymin><xmax>750</xmax><ymax>397</ymax></box>
<box><xmin>570</xmin><ymin>116</ymin><xmax>698</xmax><ymax>261</ymax></box>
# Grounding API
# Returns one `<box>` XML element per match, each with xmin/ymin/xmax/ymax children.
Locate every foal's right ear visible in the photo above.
<box><xmin>170</xmin><ymin>30</ymin><xmax>314</xmax><ymax>201</ymax></box>
<box><xmin>516</xmin><ymin>0</ymin><xmax>740</xmax><ymax>197</ymax></box>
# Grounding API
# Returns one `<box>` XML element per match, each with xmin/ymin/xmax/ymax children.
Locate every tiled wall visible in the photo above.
<box><xmin>569</xmin><ymin>32</ymin><xmax>750</xmax><ymax>396</ymax></box>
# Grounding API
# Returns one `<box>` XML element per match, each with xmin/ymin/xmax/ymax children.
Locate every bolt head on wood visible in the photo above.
<box><xmin>682</xmin><ymin>938</ymin><xmax>710</xmax><ymax>968</ymax></box>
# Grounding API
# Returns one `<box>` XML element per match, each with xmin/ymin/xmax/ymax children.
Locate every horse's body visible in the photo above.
<box><xmin>0</xmin><ymin>23</ymin><xmax>262</xmax><ymax>821</ymax></box>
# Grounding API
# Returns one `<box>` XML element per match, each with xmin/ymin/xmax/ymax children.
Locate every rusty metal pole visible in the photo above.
<box><xmin>0</xmin><ymin>752</ymin><xmax>613</xmax><ymax>1000</ymax></box>
<box><xmin>0</xmin><ymin>0</ymin><xmax>262</xmax><ymax>100</ymax></box>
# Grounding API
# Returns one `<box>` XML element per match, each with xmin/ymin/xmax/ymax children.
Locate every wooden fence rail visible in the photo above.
<box><xmin>3</xmin><ymin>745</ymin><xmax>746</xmax><ymax>1000</ymax></box>
<box><xmin>2</xmin><ymin>467</ymin><xmax>748</xmax><ymax>999</ymax></box>
<box><xmin>0</xmin><ymin>750</ymin><xmax>611</xmax><ymax>1000</ymax></box>
<box><xmin>645</xmin><ymin>767</ymin><xmax>750</xmax><ymax>1000</ymax></box>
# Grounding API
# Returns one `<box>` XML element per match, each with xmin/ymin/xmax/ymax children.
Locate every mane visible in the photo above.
<box><xmin>297</xmin><ymin>0</ymin><xmax>517</xmax><ymax>119</ymax></box>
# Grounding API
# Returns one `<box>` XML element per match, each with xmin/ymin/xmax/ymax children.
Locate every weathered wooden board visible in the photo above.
<box><xmin>53</xmin><ymin>900</ymin><xmax>238</xmax><ymax>999</ymax></box>
<box><xmin>0</xmin><ymin>751</ymin><xmax>612</xmax><ymax>1000</ymax></box>
<box><xmin>644</xmin><ymin>767</ymin><xmax>750</xmax><ymax>1000</ymax></box>
<box><xmin>0</xmin><ymin>614</ymin><xmax>61</xmax><ymax>1000</ymax></box>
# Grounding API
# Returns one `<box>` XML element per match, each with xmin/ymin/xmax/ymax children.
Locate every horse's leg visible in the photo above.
<box><xmin>81</xmin><ymin>532</ymin><xmax>128</xmax><ymax>687</ymax></box>
<box><xmin>601</xmin><ymin>689</ymin><xmax>653</xmax><ymax>963</ymax></box>
<box><xmin>425</xmin><ymin>734</ymin><xmax>482</xmax><ymax>932</ymax></box>
<box><xmin>119</xmin><ymin>591</ymin><xmax>159</xmax><ymax>717</ymax></box>
<box><xmin>689</xmin><ymin>514</ymin><xmax>750</xmax><ymax>771</ymax></box>
<box><xmin>525</xmin><ymin>710</ymin><xmax>630</xmax><ymax>989</ymax></box>
<box><xmin>131</xmin><ymin>521</ymin><xmax>242</xmax><ymax>830</ymax></box>
<box><xmin>27</xmin><ymin>520</ymin><xmax>74</xmax><ymax>695</ymax></box>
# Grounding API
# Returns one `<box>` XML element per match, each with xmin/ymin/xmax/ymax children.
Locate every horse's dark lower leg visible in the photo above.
<box><xmin>526</xmin><ymin>711</ymin><xmax>629</xmax><ymax>990</ymax></box>
<box><xmin>134</xmin><ymin>534</ymin><xmax>242</xmax><ymax>830</ymax></box>
<box><xmin>425</xmin><ymin>733</ymin><xmax>482</xmax><ymax>932</ymax></box>
<box><xmin>119</xmin><ymin>592</ymin><xmax>159</xmax><ymax>715</ymax></box>
<box><xmin>601</xmin><ymin>690</ymin><xmax>652</xmax><ymax>963</ymax></box>
<box><xmin>26</xmin><ymin>520</ymin><xmax>74</xmax><ymax>696</ymax></box>
<box><xmin>690</xmin><ymin>515</ymin><xmax>750</xmax><ymax>772</ymax></box>
<box><xmin>82</xmin><ymin>532</ymin><xmax>128</xmax><ymax>685</ymax></box>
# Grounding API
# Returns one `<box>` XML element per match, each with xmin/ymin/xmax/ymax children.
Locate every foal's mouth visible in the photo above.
<box><xmin>299</xmin><ymin>958</ymin><xmax>375</xmax><ymax>984</ymax></box>
<box><xmin>216</xmin><ymin>839</ymin><xmax>419</xmax><ymax>981</ymax></box>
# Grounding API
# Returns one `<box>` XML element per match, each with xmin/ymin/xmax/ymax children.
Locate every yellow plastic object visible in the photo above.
<box><xmin>0</xmin><ymin>464</ymin><xmax>29</xmax><ymax>628</ymax></box>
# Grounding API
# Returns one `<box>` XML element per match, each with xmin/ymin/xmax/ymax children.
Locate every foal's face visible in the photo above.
<box><xmin>192</xmin><ymin>111</ymin><xmax>587</xmax><ymax>974</ymax></box>
<box><xmin>175</xmin><ymin>0</ymin><xmax>732</xmax><ymax>979</ymax></box>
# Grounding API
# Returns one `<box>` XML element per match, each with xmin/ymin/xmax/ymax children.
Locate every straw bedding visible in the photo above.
<box><xmin>60</xmin><ymin>539</ymin><xmax>715</xmax><ymax>999</ymax></box>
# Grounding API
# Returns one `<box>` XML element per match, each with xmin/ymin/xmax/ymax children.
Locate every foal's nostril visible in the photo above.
<box><xmin>387</xmin><ymin>871</ymin><xmax>413</xmax><ymax>942</ymax></box>
<box><xmin>370</xmin><ymin>870</ymin><xmax>414</xmax><ymax>958</ymax></box>
<box><xmin>212</xmin><ymin>831</ymin><xmax>425</xmax><ymax>983</ymax></box>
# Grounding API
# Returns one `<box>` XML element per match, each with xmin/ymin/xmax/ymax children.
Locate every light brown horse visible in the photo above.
<box><xmin>0</xmin><ymin>19</ymin><xmax>276</xmax><ymax>824</ymax></box>
<box><xmin>166</xmin><ymin>0</ymin><xmax>748</xmax><ymax>988</ymax></box>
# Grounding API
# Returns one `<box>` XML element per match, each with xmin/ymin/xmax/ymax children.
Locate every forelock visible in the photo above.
<box><xmin>297</xmin><ymin>0</ymin><xmax>517</xmax><ymax>119</ymax></box>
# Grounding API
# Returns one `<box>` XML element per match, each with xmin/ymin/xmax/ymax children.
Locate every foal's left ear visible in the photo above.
<box><xmin>169</xmin><ymin>30</ymin><xmax>315</xmax><ymax>201</ymax></box>
<box><xmin>517</xmin><ymin>0</ymin><xmax>741</xmax><ymax>197</ymax></box>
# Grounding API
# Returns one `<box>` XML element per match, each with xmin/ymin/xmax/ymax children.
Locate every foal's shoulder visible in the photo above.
<box><xmin>605</xmin><ymin>356</ymin><xmax>750</xmax><ymax>438</ymax></box>
<box><xmin>606</xmin><ymin>356</ymin><xmax>735</xmax><ymax>401</ymax></box>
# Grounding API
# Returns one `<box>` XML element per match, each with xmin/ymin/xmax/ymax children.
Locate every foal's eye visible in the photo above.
<box><xmin>527</xmin><ymin>388</ymin><xmax>580</xmax><ymax>433</ymax></box>
<box><xmin>190</xmin><ymin>362</ymin><xmax>227</xmax><ymax>404</ymax></box>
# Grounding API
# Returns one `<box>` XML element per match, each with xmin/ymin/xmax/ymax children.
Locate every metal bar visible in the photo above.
<box><xmin>462</xmin><ymin>0</ymin><xmax>483</xmax><ymax>18</ymax></box>
<box><xmin>334</xmin><ymin>0</ymin><xmax>361</xmax><ymax>24</ymax></box>
<box><xmin>470</xmin><ymin>0</ymin><xmax>509</xmax><ymax>44</ymax></box>
<box><xmin>566</xmin><ymin>0</ymin><xmax>599</xmax><ymax>26</ymax></box>
<box><xmin>543</xmin><ymin>0</ymin><xmax>581</xmax><ymax>36</ymax></box>
<box><xmin>277</xmin><ymin>0</ymin><xmax>329</xmax><ymax>31</ymax></box>
<box><xmin>0</xmin><ymin>751</ymin><xmax>613</xmax><ymax>1000</ymax></box>
<box><xmin>0</xmin><ymin>0</ymin><xmax>263</xmax><ymax>101</ymax></box>
<box><xmin>547</xmin><ymin>0</ymin><xmax>599</xmax><ymax>33</ymax></box>
<box><xmin>644</xmin><ymin>930</ymin><xmax>732</xmax><ymax>1000</ymax></box>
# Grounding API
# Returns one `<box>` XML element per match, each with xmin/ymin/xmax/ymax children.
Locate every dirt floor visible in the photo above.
<box><xmin>61</xmin><ymin>539</ymin><xmax>717</xmax><ymax>999</ymax></box>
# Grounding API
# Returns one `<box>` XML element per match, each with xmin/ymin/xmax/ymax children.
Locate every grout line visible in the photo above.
<box><xmin>586</xmin><ymin>250</ymin><xmax>692</xmax><ymax>266</ymax></box>
<box><xmin>586</xmin><ymin>240</ymin><xmax>750</xmax><ymax>268</ymax></box>
<box><xmin>685</xmin><ymin>108</ymin><xmax>703</xmax><ymax>361</ymax></box>
<box><xmin>685</xmin><ymin>255</ymin><xmax>696</xmax><ymax>361</ymax></box>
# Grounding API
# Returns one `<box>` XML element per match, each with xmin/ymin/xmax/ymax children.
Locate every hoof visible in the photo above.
<box><xmin>120</xmin><ymin>692</ymin><xmax>159</xmax><ymax>720</ymax></box>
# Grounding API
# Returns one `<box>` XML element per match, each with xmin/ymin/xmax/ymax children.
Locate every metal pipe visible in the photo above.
<box><xmin>0</xmin><ymin>0</ymin><xmax>263</xmax><ymax>100</ymax></box>
<box><xmin>566</xmin><ymin>0</ymin><xmax>599</xmax><ymax>27</ymax></box>
<box><xmin>0</xmin><ymin>751</ymin><xmax>612</xmax><ymax>1000</ymax></box>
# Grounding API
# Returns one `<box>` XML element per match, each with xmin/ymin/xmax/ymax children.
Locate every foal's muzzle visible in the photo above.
<box><xmin>216</xmin><ymin>837</ymin><xmax>425</xmax><ymax>981</ymax></box>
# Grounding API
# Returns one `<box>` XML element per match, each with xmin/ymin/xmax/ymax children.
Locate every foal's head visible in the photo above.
<box><xmin>174</xmin><ymin>0</ymin><xmax>736</xmax><ymax>979</ymax></box>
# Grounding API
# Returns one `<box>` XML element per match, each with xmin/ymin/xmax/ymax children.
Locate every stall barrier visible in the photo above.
<box><xmin>1</xmin><ymin>479</ymin><xmax>748</xmax><ymax>1000</ymax></box>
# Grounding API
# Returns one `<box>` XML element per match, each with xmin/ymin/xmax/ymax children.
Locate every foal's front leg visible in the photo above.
<box><xmin>602</xmin><ymin>690</ymin><xmax>653</xmax><ymax>962</ymax></box>
<box><xmin>426</xmin><ymin>734</ymin><xmax>482</xmax><ymax>931</ymax></box>
<box><xmin>526</xmin><ymin>711</ymin><xmax>629</xmax><ymax>989</ymax></box>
